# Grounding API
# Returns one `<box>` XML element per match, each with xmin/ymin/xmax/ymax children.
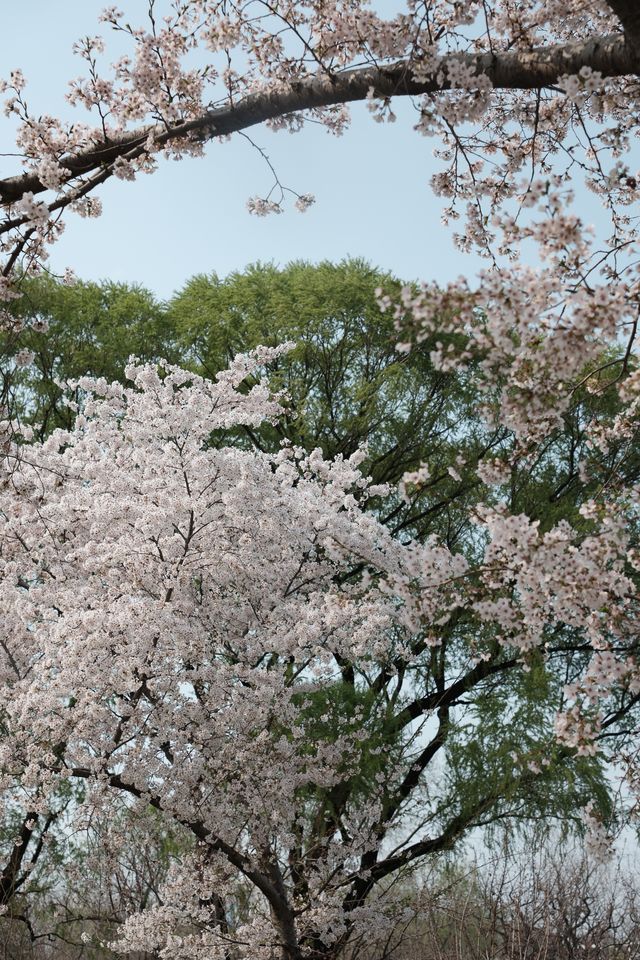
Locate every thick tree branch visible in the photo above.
<box><xmin>0</xmin><ymin>32</ymin><xmax>636</xmax><ymax>206</ymax></box>
<box><xmin>344</xmin><ymin>749</ymin><xmax>576</xmax><ymax>911</ymax></box>
<box><xmin>605</xmin><ymin>0</ymin><xmax>640</xmax><ymax>46</ymax></box>
<box><xmin>382</xmin><ymin>706</ymin><xmax>450</xmax><ymax>827</ymax></box>
<box><xmin>68</xmin><ymin>767</ymin><xmax>287</xmax><ymax>917</ymax></box>
<box><xmin>0</xmin><ymin>811</ymin><xmax>37</xmax><ymax>905</ymax></box>
<box><xmin>392</xmin><ymin>653</ymin><xmax>520</xmax><ymax>731</ymax></box>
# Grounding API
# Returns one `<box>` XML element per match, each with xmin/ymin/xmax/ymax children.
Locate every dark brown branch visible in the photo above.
<box><xmin>0</xmin><ymin>811</ymin><xmax>37</xmax><ymax>905</ymax></box>
<box><xmin>392</xmin><ymin>653</ymin><xmax>520</xmax><ymax>730</ymax></box>
<box><xmin>605</xmin><ymin>0</ymin><xmax>640</xmax><ymax>46</ymax></box>
<box><xmin>344</xmin><ymin>750</ymin><xmax>574</xmax><ymax>911</ymax></box>
<box><xmin>382</xmin><ymin>705</ymin><xmax>450</xmax><ymax>826</ymax></box>
<box><xmin>68</xmin><ymin>766</ymin><xmax>286</xmax><ymax>915</ymax></box>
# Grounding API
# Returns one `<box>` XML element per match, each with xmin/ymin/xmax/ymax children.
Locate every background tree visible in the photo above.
<box><xmin>3</xmin><ymin>273</ymin><xmax>172</xmax><ymax>436</ymax></box>
<box><xmin>349</xmin><ymin>839</ymin><xmax>640</xmax><ymax>960</ymax></box>
<box><xmin>167</xmin><ymin>258</ymin><xmax>488</xmax><ymax>499</ymax></box>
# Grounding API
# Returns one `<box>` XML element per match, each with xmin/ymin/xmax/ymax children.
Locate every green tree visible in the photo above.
<box><xmin>3</xmin><ymin>274</ymin><xmax>174</xmax><ymax>437</ymax></box>
<box><xmin>168</xmin><ymin>258</ymin><xmax>462</xmax><ymax>479</ymax></box>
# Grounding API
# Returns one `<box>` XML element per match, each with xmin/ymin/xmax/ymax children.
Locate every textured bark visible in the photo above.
<box><xmin>605</xmin><ymin>0</ymin><xmax>640</xmax><ymax>46</ymax></box>
<box><xmin>0</xmin><ymin>811</ymin><xmax>37</xmax><ymax>905</ymax></box>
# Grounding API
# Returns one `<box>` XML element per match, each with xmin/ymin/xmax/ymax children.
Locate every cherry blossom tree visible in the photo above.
<box><xmin>0</xmin><ymin>343</ymin><xmax>636</xmax><ymax>959</ymax></box>
<box><xmin>1</xmin><ymin>2</ymin><xmax>640</xmax><ymax>957</ymax></box>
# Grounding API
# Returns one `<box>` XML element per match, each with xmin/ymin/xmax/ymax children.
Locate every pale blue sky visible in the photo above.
<box><xmin>0</xmin><ymin>1</ymin><xmax>489</xmax><ymax>298</ymax></box>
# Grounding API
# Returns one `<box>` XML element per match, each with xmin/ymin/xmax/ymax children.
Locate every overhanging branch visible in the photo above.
<box><xmin>0</xmin><ymin>32</ymin><xmax>637</xmax><ymax>206</ymax></box>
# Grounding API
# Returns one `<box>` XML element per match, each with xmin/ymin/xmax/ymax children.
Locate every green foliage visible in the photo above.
<box><xmin>441</xmin><ymin>647</ymin><xmax>613</xmax><ymax>843</ymax></box>
<box><xmin>168</xmin><ymin>258</ymin><xmax>472</xmax><ymax>481</ymax></box>
<box><xmin>4</xmin><ymin>273</ymin><xmax>175</xmax><ymax>436</ymax></box>
<box><xmin>291</xmin><ymin>679</ymin><xmax>404</xmax><ymax>802</ymax></box>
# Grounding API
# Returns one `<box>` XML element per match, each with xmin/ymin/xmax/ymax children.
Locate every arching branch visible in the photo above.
<box><xmin>0</xmin><ymin>32</ymin><xmax>636</xmax><ymax>207</ymax></box>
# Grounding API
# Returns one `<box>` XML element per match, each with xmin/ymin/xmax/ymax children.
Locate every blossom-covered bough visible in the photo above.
<box><xmin>1</xmin><ymin>1</ymin><xmax>640</xmax><ymax>957</ymax></box>
<box><xmin>0</xmin><ymin>1</ymin><xmax>639</xmax><ymax>276</ymax></box>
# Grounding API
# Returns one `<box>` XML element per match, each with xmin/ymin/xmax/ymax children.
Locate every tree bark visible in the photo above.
<box><xmin>606</xmin><ymin>0</ymin><xmax>640</xmax><ymax>46</ymax></box>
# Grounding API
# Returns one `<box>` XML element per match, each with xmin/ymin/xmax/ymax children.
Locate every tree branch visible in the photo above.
<box><xmin>0</xmin><ymin>811</ymin><xmax>38</xmax><ymax>905</ymax></box>
<box><xmin>392</xmin><ymin>653</ymin><xmax>520</xmax><ymax>731</ymax></box>
<box><xmin>68</xmin><ymin>767</ymin><xmax>286</xmax><ymax>915</ymax></box>
<box><xmin>0</xmin><ymin>32</ymin><xmax>636</xmax><ymax>206</ymax></box>
<box><xmin>604</xmin><ymin>0</ymin><xmax>640</xmax><ymax>46</ymax></box>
